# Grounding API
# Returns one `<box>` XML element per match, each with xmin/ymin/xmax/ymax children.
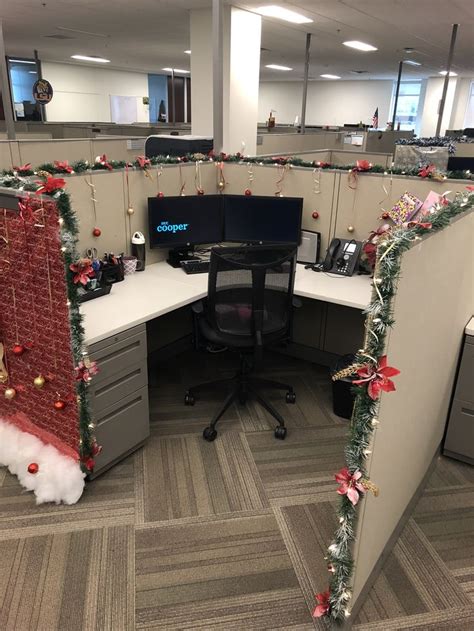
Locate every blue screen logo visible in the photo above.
<box><xmin>156</xmin><ymin>221</ymin><xmax>189</xmax><ymax>233</ymax></box>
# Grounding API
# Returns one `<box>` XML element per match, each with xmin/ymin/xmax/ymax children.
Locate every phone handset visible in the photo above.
<box><xmin>323</xmin><ymin>238</ymin><xmax>340</xmax><ymax>271</ymax></box>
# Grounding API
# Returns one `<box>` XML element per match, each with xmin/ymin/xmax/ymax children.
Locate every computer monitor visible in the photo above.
<box><xmin>148</xmin><ymin>195</ymin><xmax>224</xmax><ymax>249</ymax></box>
<box><xmin>224</xmin><ymin>195</ymin><xmax>303</xmax><ymax>245</ymax></box>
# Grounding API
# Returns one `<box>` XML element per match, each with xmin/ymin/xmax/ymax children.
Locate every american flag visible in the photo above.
<box><xmin>372</xmin><ymin>107</ymin><xmax>379</xmax><ymax>128</ymax></box>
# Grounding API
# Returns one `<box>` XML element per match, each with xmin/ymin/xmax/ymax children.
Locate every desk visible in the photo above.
<box><xmin>81</xmin><ymin>262</ymin><xmax>371</xmax><ymax>476</ymax></box>
<box><xmin>82</xmin><ymin>261</ymin><xmax>372</xmax><ymax>345</ymax></box>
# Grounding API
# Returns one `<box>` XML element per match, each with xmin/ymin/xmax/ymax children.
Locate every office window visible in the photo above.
<box><xmin>464</xmin><ymin>81</ymin><xmax>474</xmax><ymax>129</ymax></box>
<box><xmin>392</xmin><ymin>82</ymin><xmax>422</xmax><ymax>130</ymax></box>
<box><xmin>8</xmin><ymin>57</ymin><xmax>41</xmax><ymax>121</ymax></box>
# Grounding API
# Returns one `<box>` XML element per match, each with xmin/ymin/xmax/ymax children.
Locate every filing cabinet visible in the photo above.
<box><xmin>444</xmin><ymin>333</ymin><xmax>474</xmax><ymax>465</ymax></box>
<box><xmin>87</xmin><ymin>323</ymin><xmax>150</xmax><ymax>477</ymax></box>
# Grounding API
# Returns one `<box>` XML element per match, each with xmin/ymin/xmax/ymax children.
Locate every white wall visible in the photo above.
<box><xmin>418</xmin><ymin>77</ymin><xmax>457</xmax><ymax>137</ymax></box>
<box><xmin>450</xmin><ymin>78</ymin><xmax>473</xmax><ymax>129</ymax></box>
<box><xmin>41</xmin><ymin>62</ymin><xmax>149</xmax><ymax>123</ymax></box>
<box><xmin>258</xmin><ymin>80</ymin><xmax>393</xmax><ymax>127</ymax></box>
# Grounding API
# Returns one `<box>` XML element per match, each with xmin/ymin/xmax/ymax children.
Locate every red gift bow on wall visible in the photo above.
<box><xmin>353</xmin><ymin>355</ymin><xmax>400</xmax><ymax>400</ymax></box>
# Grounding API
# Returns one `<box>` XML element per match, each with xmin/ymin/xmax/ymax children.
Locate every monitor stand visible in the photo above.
<box><xmin>167</xmin><ymin>247</ymin><xmax>199</xmax><ymax>269</ymax></box>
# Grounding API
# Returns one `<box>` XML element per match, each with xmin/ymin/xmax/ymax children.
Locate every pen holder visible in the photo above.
<box><xmin>101</xmin><ymin>260</ymin><xmax>124</xmax><ymax>284</ymax></box>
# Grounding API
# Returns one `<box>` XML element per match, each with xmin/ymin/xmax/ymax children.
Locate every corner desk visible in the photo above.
<box><xmin>81</xmin><ymin>261</ymin><xmax>372</xmax><ymax>476</ymax></box>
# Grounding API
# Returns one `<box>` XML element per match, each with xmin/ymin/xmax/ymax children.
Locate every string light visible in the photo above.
<box><xmin>371</xmin><ymin>418</ymin><xmax>379</xmax><ymax>426</ymax></box>
<box><xmin>363</xmin><ymin>449</ymin><xmax>372</xmax><ymax>456</ymax></box>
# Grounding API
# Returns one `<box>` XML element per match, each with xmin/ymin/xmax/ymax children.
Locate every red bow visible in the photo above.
<box><xmin>355</xmin><ymin>159</ymin><xmax>372</xmax><ymax>172</ymax></box>
<box><xmin>69</xmin><ymin>259</ymin><xmax>95</xmax><ymax>285</ymax></box>
<box><xmin>75</xmin><ymin>360</ymin><xmax>99</xmax><ymax>383</ymax></box>
<box><xmin>95</xmin><ymin>154</ymin><xmax>113</xmax><ymax>170</ymax></box>
<box><xmin>313</xmin><ymin>590</ymin><xmax>331</xmax><ymax>618</ymax></box>
<box><xmin>335</xmin><ymin>467</ymin><xmax>366</xmax><ymax>505</ymax></box>
<box><xmin>13</xmin><ymin>163</ymin><xmax>32</xmax><ymax>173</ymax></box>
<box><xmin>136</xmin><ymin>155</ymin><xmax>151</xmax><ymax>169</ymax></box>
<box><xmin>314</xmin><ymin>161</ymin><xmax>331</xmax><ymax>168</ymax></box>
<box><xmin>53</xmin><ymin>160</ymin><xmax>73</xmax><ymax>173</ymax></box>
<box><xmin>353</xmin><ymin>355</ymin><xmax>400</xmax><ymax>400</ymax></box>
<box><xmin>404</xmin><ymin>220</ymin><xmax>432</xmax><ymax>230</ymax></box>
<box><xmin>466</xmin><ymin>185</ymin><xmax>474</xmax><ymax>191</ymax></box>
<box><xmin>35</xmin><ymin>175</ymin><xmax>66</xmax><ymax>194</ymax></box>
<box><xmin>418</xmin><ymin>164</ymin><xmax>436</xmax><ymax>178</ymax></box>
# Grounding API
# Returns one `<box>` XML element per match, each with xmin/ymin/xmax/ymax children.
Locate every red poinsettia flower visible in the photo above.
<box><xmin>53</xmin><ymin>160</ymin><xmax>73</xmax><ymax>173</ymax></box>
<box><xmin>466</xmin><ymin>185</ymin><xmax>474</xmax><ymax>191</ymax></box>
<box><xmin>69</xmin><ymin>259</ymin><xmax>95</xmax><ymax>285</ymax></box>
<box><xmin>136</xmin><ymin>155</ymin><xmax>151</xmax><ymax>169</ymax></box>
<box><xmin>353</xmin><ymin>355</ymin><xmax>400</xmax><ymax>400</ymax></box>
<box><xmin>418</xmin><ymin>164</ymin><xmax>436</xmax><ymax>178</ymax></box>
<box><xmin>36</xmin><ymin>175</ymin><xmax>66</xmax><ymax>194</ymax></box>
<box><xmin>95</xmin><ymin>154</ymin><xmax>113</xmax><ymax>170</ymax></box>
<box><xmin>335</xmin><ymin>467</ymin><xmax>366</xmax><ymax>505</ymax></box>
<box><xmin>355</xmin><ymin>159</ymin><xmax>372</xmax><ymax>171</ymax></box>
<box><xmin>313</xmin><ymin>590</ymin><xmax>331</xmax><ymax>618</ymax></box>
<box><xmin>14</xmin><ymin>163</ymin><xmax>32</xmax><ymax>173</ymax></box>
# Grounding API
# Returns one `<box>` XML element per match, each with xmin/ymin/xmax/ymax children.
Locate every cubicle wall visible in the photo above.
<box><xmin>351</xmin><ymin>210</ymin><xmax>474</xmax><ymax>609</ymax></box>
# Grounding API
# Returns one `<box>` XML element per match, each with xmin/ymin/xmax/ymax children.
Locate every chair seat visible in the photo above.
<box><xmin>198</xmin><ymin>316</ymin><xmax>288</xmax><ymax>348</ymax></box>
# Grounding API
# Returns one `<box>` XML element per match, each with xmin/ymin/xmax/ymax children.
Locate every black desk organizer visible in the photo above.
<box><xmin>76</xmin><ymin>259</ymin><xmax>124</xmax><ymax>303</ymax></box>
<box><xmin>77</xmin><ymin>282</ymin><xmax>112</xmax><ymax>303</ymax></box>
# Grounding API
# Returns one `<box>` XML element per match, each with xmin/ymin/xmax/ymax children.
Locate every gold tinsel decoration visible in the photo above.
<box><xmin>36</xmin><ymin>170</ymin><xmax>51</xmax><ymax>179</ymax></box>
<box><xmin>361</xmin><ymin>479</ymin><xmax>380</xmax><ymax>497</ymax></box>
<box><xmin>331</xmin><ymin>363</ymin><xmax>364</xmax><ymax>381</ymax></box>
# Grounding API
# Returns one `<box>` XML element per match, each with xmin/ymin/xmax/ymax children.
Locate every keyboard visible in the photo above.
<box><xmin>180</xmin><ymin>259</ymin><xmax>210</xmax><ymax>274</ymax></box>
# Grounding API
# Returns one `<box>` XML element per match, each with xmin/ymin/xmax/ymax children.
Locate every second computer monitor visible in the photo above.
<box><xmin>224</xmin><ymin>195</ymin><xmax>303</xmax><ymax>245</ymax></box>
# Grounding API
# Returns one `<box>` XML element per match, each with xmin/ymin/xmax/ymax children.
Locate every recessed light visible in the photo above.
<box><xmin>266</xmin><ymin>64</ymin><xmax>293</xmax><ymax>71</ymax></box>
<box><xmin>71</xmin><ymin>55</ymin><xmax>110</xmax><ymax>63</ymax></box>
<box><xmin>28</xmin><ymin>71</ymin><xmax>37</xmax><ymax>74</ymax></box>
<box><xmin>162</xmin><ymin>68</ymin><xmax>190</xmax><ymax>74</ymax></box>
<box><xmin>184</xmin><ymin>50</ymin><xmax>191</xmax><ymax>55</ymax></box>
<box><xmin>343</xmin><ymin>41</ymin><xmax>377</xmax><ymax>52</ymax></box>
<box><xmin>9</xmin><ymin>59</ymin><xmax>36</xmax><ymax>64</ymax></box>
<box><xmin>320</xmin><ymin>74</ymin><xmax>341</xmax><ymax>79</ymax></box>
<box><xmin>403</xmin><ymin>60</ymin><xmax>421</xmax><ymax>66</ymax></box>
<box><xmin>439</xmin><ymin>70</ymin><xmax>457</xmax><ymax>76</ymax></box>
<box><xmin>254</xmin><ymin>5</ymin><xmax>313</xmax><ymax>24</ymax></box>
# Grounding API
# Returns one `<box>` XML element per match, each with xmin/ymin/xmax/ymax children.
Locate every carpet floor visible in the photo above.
<box><xmin>1</xmin><ymin>350</ymin><xmax>473</xmax><ymax>630</ymax></box>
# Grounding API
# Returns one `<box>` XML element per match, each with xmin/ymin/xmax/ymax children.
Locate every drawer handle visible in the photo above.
<box><xmin>461</xmin><ymin>407</ymin><xmax>474</xmax><ymax>416</ymax></box>
<box><xmin>97</xmin><ymin>395</ymin><xmax>142</xmax><ymax>425</ymax></box>
<box><xmin>94</xmin><ymin>368</ymin><xmax>143</xmax><ymax>397</ymax></box>
<box><xmin>97</xmin><ymin>340</ymin><xmax>141</xmax><ymax>363</ymax></box>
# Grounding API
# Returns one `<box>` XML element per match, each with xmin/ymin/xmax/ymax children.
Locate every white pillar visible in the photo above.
<box><xmin>190</xmin><ymin>6</ymin><xmax>261</xmax><ymax>155</ymax></box>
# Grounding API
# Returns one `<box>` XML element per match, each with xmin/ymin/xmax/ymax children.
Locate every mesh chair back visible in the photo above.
<box><xmin>207</xmin><ymin>245</ymin><xmax>296</xmax><ymax>340</ymax></box>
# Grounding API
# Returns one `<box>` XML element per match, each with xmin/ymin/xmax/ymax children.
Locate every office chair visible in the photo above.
<box><xmin>184</xmin><ymin>245</ymin><xmax>299</xmax><ymax>442</ymax></box>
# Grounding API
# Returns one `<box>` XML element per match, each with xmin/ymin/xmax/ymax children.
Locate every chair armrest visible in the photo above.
<box><xmin>292</xmin><ymin>297</ymin><xmax>303</xmax><ymax>309</ymax></box>
<box><xmin>191</xmin><ymin>300</ymin><xmax>204</xmax><ymax>315</ymax></box>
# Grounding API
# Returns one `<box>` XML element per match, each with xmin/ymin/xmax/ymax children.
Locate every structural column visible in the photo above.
<box><xmin>190</xmin><ymin>6</ymin><xmax>262</xmax><ymax>155</ymax></box>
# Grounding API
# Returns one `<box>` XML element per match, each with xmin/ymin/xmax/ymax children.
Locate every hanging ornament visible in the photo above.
<box><xmin>197</xmin><ymin>188</ymin><xmax>205</xmax><ymax>195</ymax></box>
<box><xmin>127</xmin><ymin>206</ymin><xmax>135</xmax><ymax>216</ymax></box>
<box><xmin>53</xmin><ymin>398</ymin><xmax>67</xmax><ymax>411</ymax></box>
<box><xmin>33</xmin><ymin>375</ymin><xmax>46</xmax><ymax>389</ymax></box>
<box><xmin>216</xmin><ymin>161</ymin><xmax>226</xmax><ymax>192</ymax></box>
<box><xmin>27</xmin><ymin>462</ymin><xmax>39</xmax><ymax>474</ymax></box>
<box><xmin>245</xmin><ymin>162</ymin><xmax>254</xmax><ymax>196</ymax></box>
<box><xmin>0</xmin><ymin>342</ymin><xmax>8</xmax><ymax>383</ymax></box>
<box><xmin>381</xmin><ymin>212</ymin><xmax>390</xmax><ymax>220</ymax></box>
<box><xmin>92</xmin><ymin>227</ymin><xmax>102</xmax><ymax>237</ymax></box>
<box><xmin>4</xmin><ymin>387</ymin><xmax>16</xmax><ymax>400</ymax></box>
<box><xmin>347</xmin><ymin>225</ymin><xmax>355</xmax><ymax>233</ymax></box>
<box><xmin>157</xmin><ymin>191</ymin><xmax>164</xmax><ymax>198</ymax></box>
<box><xmin>244</xmin><ymin>188</ymin><xmax>252</xmax><ymax>196</ymax></box>
<box><xmin>12</xmin><ymin>344</ymin><xmax>26</xmax><ymax>356</ymax></box>
<box><xmin>195</xmin><ymin>160</ymin><xmax>205</xmax><ymax>195</ymax></box>
<box><xmin>312</xmin><ymin>211</ymin><xmax>319</xmax><ymax>220</ymax></box>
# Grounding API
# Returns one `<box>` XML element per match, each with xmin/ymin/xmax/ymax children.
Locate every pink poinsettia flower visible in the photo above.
<box><xmin>53</xmin><ymin>160</ymin><xmax>73</xmax><ymax>173</ymax></box>
<box><xmin>69</xmin><ymin>258</ymin><xmax>95</xmax><ymax>285</ymax></box>
<box><xmin>313</xmin><ymin>590</ymin><xmax>331</xmax><ymax>618</ymax></box>
<box><xmin>136</xmin><ymin>155</ymin><xmax>151</xmax><ymax>169</ymax></box>
<box><xmin>335</xmin><ymin>467</ymin><xmax>366</xmax><ymax>505</ymax></box>
<box><xmin>75</xmin><ymin>360</ymin><xmax>99</xmax><ymax>383</ymax></box>
<box><xmin>418</xmin><ymin>164</ymin><xmax>436</xmax><ymax>178</ymax></box>
<box><xmin>14</xmin><ymin>163</ymin><xmax>32</xmax><ymax>173</ymax></box>
<box><xmin>353</xmin><ymin>355</ymin><xmax>400</xmax><ymax>400</ymax></box>
<box><xmin>355</xmin><ymin>159</ymin><xmax>372</xmax><ymax>171</ymax></box>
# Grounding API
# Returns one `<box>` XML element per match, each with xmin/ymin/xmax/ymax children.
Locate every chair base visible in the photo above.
<box><xmin>184</xmin><ymin>356</ymin><xmax>295</xmax><ymax>441</ymax></box>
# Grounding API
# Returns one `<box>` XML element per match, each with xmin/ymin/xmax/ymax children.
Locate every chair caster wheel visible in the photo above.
<box><xmin>285</xmin><ymin>391</ymin><xmax>296</xmax><ymax>404</ymax></box>
<box><xmin>203</xmin><ymin>427</ymin><xmax>217</xmax><ymax>442</ymax></box>
<box><xmin>274</xmin><ymin>426</ymin><xmax>287</xmax><ymax>440</ymax></box>
<box><xmin>184</xmin><ymin>392</ymin><xmax>195</xmax><ymax>406</ymax></box>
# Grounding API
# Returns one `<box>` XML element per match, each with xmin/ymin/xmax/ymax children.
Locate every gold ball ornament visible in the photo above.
<box><xmin>347</xmin><ymin>225</ymin><xmax>355</xmax><ymax>233</ymax></box>
<box><xmin>4</xmin><ymin>387</ymin><xmax>16</xmax><ymax>400</ymax></box>
<box><xmin>33</xmin><ymin>375</ymin><xmax>46</xmax><ymax>389</ymax></box>
<box><xmin>127</xmin><ymin>206</ymin><xmax>135</xmax><ymax>216</ymax></box>
<box><xmin>217</xmin><ymin>180</ymin><xmax>225</xmax><ymax>191</ymax></box>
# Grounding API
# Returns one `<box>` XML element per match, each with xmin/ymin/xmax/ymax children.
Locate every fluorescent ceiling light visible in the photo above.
<box><xmin>254</xmin><ymin>5</ymin><xmax>313</xmax><ymax>24</ymax></box>
<box><xmin>184</xmin><ymin>50</ymin><xmax>191</xmax><ymax>54</ymax></box>
<box><xmin>71</xmin><ymin>54</ymin><xmax>110</xmax><ymax>63</ymax></box>
<box><xmin>9</xmin><ymin>59</ymin><xmax>35</xmax><ymax>64</ymax></box>
<box><xmin>162</xmin><ymin>68</ymin><xmax>190</xmax><ymax>74</ymax></box>
<box><xmin>266</xmin><ymin>64</ymin><xmax>293</xmax><ymax>71</ymax></box>
<box><xmin>28</xmin><ymin>71</ymin><xmax>37</xmax><ymax>74</ymax></box>
<box><xmin>439</xmin><ymin>70</ymin><xmax>457</xmax><ymax>76</ymax></box>
<box><xmin>320</xmin><ymin>74</ymin><xmax>341</xmax><ymax>79</ymax></box>
<box><xmin>403</xmin><ymin>59</ymin><xmax>421</xmax><ymax>66</ymax></box>
<box><xmin>343</xmin><ymin>41</ymin><xmax>377</xmax><ymax>52</ymax></box>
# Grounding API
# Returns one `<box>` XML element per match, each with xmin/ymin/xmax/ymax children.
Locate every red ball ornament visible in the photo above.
<box><xmin>197</xmin><ymin>188</ymin><xmax>205</xmax><ymax>195</ymax></box>
<box><xmin>27</xmin><ymin>462</ymin><xmax>39</xmax><ymax>474</ymax></box>
<box><xmin>244</xmin><ymin>188</ymin><xmax>252</xmax><ymax>196</ymax></box>
<box><xmin>382</xmin><ymin>212</ymin><xmax>390</xmax><ymax>220</ymax></box>
<box><xmin>92</xmin><ymin>227</ymin><xmax>102</xmax><ymax>237</ymax></box>
<box><xmin>53</xmin><ymin>399</ymin><xmax>67</xmax><ymax>411</ymax></box>
<box><xmin>12</xmin><ymin>344</ymin><xmax>25</xmax><ymax>356</ymax></box>
<box><xmin>312</xmin><ymin>211</ymin><xmax>320</xmax><ymax>220</ymax></box>
<box><xmin>157</xmin><ymin>191</ymin><xmax>164</xmax><ymax>198</ymax></box>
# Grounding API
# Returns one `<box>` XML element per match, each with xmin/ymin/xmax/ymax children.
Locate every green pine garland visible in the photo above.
<box><xmin>324</xmin><ymin>190</ymin><xmax>474</xmax><ymax>623</ymax></box>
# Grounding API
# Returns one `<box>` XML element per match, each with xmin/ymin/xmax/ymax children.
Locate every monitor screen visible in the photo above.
<box><xmin>224</xmin><ymin>195</ymin><xmax>303</xmax><ymax>245</ymax></box>
<box><xmin>148</xmin><ymin>195</ymin><xmax>224</xmax><ymax>249</ymax></box>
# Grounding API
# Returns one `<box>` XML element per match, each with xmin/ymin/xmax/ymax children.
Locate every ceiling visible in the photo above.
<box><xmin>2</xmin><ymin>1</ymin><xmax>474</xmax><ymax>81</ymax></box>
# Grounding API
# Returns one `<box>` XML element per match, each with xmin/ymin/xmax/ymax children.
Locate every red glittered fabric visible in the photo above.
<box><xmin>0</xmin><ymin>199</ymin><xmax>79</xmax><ymax>458</ymax></box>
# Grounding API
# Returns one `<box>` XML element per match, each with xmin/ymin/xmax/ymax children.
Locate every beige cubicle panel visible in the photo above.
<box><xmin>334</xmin><ymin>173</ymin><xmax>472</xmax><ymax>243</ymax></box>
<box><xmin>0</xmin><ymin>141</ymin><xmax>21</xmax><ymax>171</ymax></box>
<box><xmin>91</xmin><ymin>137</ymin><xmax>145</xmax><ymax>162</ymax></box>
<box><xmin>330</xmin><ymin>151</ymin><xmax>392</xmax><ymax>169</ymax></box>
<box><xmin>350</xmin><ymin>210</ymin><xmax>474</xmax><ymax>609</ymax></box>
<box><xmin>17</xmin><ymin>139</ymin><xmax>94</xmax><ymax>166</ymax></box>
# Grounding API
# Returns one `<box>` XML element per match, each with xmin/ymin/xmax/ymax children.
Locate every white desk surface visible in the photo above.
<box><xmin>81</xmin><ymin>261</ymin><xmax>372</xmax><ymax>346</ymax></box>
<box><xmin>466</xmin><ymin>317</ymin><xmax>474</xmax><ymax>336</ymax></box>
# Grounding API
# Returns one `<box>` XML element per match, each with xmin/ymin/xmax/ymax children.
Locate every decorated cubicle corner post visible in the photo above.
<box><xmin>0</xmin><ymin>174</ymin><xmax>100</xmax><ymax>504</ymax></box>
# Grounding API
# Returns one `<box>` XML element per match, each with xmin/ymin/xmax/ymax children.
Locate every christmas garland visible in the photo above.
<box><xmin>4</xmin><ymin>152</ymin><xmax>474</xmax><ymax>182</ymax></box>
<box><xmin>0</xmin><ymin>172</ymin><xmax>98</xmax><ymax>473</ymax></box>
<box><xmin>314</xmin><ymin>188</ymin><xmax>474</xmax><ymax>623</ymax></box>
<box><xmin>395</xmin><ymin>135</ymin><xmax>474</xmax><ymax>155</ymax></box>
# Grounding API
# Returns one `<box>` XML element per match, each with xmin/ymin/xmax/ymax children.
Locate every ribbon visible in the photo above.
<box><xmin>216</xmin><ymin>161</ymin><xmax>226</xmax><ymax>192</ymax></box>
<box><xmin>275</xmin><ymin>163</ymin><xmax>289</xmax><ymax>196</ymax></box>
<box><xmin>195</xmin><ymin>161</ymin><xmax>204</xmax><ymax>194</ymax></box>
<box><xmin>178</xmin><ymin>164</ymin><xmax>186</xmax><ymax>196</ymax></box>
<box><xmin>313</xmin><ymin>167</ymin><xmax>321</xmax><ymax>195</ymax></box>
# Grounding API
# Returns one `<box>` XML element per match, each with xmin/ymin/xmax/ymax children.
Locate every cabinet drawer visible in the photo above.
<box><xmin>93</xmin><ymin>386</ymin><xmax>150</xmax><ymax>473</ymax></box>
<box><xmin>89</xmin><ymin>325</ymin><xmax>147</xmax><ymax>385</ymax></box>
<box><xmin>454</xmin><ymin>340</ymin><xmax>474</xmax><ymax>403</ymax></box>
<box><xmin>444</xmin><ymin>398</ymin><xmax>474</xmax><ymax>460</ymax></box>
<box><xmin>88</xmin><ymin>359</ymin><xmax>148</xmax><ymax>416</ymax></box>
